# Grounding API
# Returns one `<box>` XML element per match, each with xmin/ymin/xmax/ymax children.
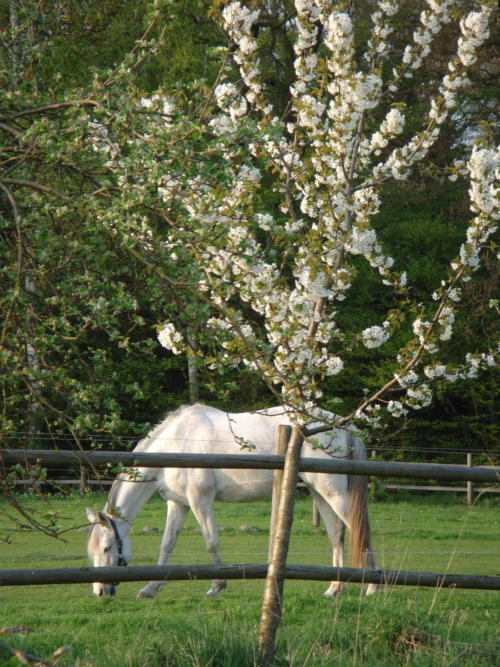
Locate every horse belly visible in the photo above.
<box><xmin>214</xmin><ymin>469</ymin><xmax>273</xmax><ymax>502</ymax></box>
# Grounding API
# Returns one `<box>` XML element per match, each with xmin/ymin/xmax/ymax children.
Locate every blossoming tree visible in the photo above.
<box><xmin>151</xmin><ymin>2</ymin><xmax>498</xmax><ymax>658</ymax></box>
<box><xmin>157</xmin><ymin>0</ymin><xmax>498</xmax><ymax>430</ymax></box>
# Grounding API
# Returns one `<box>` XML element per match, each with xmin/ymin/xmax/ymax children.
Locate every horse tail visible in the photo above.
<box><xmin>347</xmin><ymin>432</ymin><xmax>374</xmax><ymax>569</ymax></box>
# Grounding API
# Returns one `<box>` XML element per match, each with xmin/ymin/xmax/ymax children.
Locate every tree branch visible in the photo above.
<box><xmin>1</xmin><ymin>178</ymin><xmax>70</xmax><ymax>200</ymax></box>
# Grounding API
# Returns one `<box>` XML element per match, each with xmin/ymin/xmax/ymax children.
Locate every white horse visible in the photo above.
<box><xmin>86</xmin><ymin>403</ymin><xmax>377</xmax><ymax>598</ymax></box>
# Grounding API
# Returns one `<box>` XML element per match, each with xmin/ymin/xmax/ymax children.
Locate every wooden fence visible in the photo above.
<box><xmin>1</xmin><ymin>448</ymin><xmax>499</xmax><ymax>591</ymax></box>
<box><xmin>2</xmin><ymin>449</ymin><xmax>499</xmax><ymax>483</ymax></box>
<box><xmin>373</xmin><ymin>453</ymin><xmax>499</xmax><ymax>505</ymax></box>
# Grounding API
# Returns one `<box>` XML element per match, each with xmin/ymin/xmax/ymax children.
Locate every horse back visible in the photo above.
<box><xmin>136</xmin><ymin>404</ymin><xmax>286</xmax><ymax>456</ymax></box>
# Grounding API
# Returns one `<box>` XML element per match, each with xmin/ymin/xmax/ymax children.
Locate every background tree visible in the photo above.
<box><xmin>0</xmin><ymin>0</ymin><xmax>498</xmax><ymax>461</ymax></box>
<box><xmin>0</xmin><ymin>2</ymin><xmax>197</xmax><ymax>449</ymax></box>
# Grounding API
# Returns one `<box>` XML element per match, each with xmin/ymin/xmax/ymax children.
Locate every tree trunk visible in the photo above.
<box><xmin>259</xmin><ymin>425</ymin><xmax>304</xmax><ymax>665</ymax></box>
<box><xmin>186</xmin><ymin>328</ymin><xmax>199</xmax><ymax>404</ymax></box>
<box><xmin>25</xmin><ymin>278</ymin><xmax>42</xmax><ymax>444</ymax></box>
<box><xmin>8</xmin><ymin>0</ymin><xmax>22</xmax><ymax>87</ymax></box>
<box><xmin>268</xmin><ymin>425</ymin><xmax>291</xmax><ymax>562</ymax></box>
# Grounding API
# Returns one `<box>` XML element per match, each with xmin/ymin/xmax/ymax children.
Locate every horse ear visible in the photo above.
<box><xmin>86</xmin><ymin>508</ymin><xmax>99</xmax><ymax>524</ymax></box>
<box><xmin>97</xmin><ymin>511</ymin><xmax>113</xmax><ymax>528</ymax></box>
<box><xmin>86</xmin><ymin>508</ymin><xmax>112</xmax><ymax>528</ymax></box>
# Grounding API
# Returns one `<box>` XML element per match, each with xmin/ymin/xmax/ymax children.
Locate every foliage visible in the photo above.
<box><xmin>0</xmin><ymin>2</ymin><xmax>195</xmax><ymax>443</ymax></box>
<box><xmin>0</xmin><ymin>0</ymin><xmax>498</xmax><ymax>456</ymax></box>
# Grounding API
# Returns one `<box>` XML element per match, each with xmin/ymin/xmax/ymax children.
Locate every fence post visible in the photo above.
<box><xmin>186</xmin><ymin>327</ymin><xmax>199</xmax><ymax>404</ymax></box>
<box><xmin>79</xmin><ymin>464</ymin><xmax>87</xmax><ymax>496</ymax></box>
<box><xmin>467</xmin><ymin>453</ymin><xmax>473</xmax><ymax>506</ymax></box>
<box><xmin>268</xmin><ymin>425</ymin><xmax>291</xmax><ymax>562</ymax></box>
<box><xmin>259</xmin><ymin>425</ymin><xmax>303</xmax><ymax>665</ymax></box>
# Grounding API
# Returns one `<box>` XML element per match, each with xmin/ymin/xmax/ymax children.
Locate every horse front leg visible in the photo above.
<box><xmin>138</xmin><ymin>500</ymin><xmax>189</xmax><ymax>599</ymax></box>
<box><xmin>189</xmin><ymin>493</ymin><xmax>227</xmax><ymax>599</ymax></box>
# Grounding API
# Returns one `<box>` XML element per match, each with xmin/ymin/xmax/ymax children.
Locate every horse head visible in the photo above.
<box><xmin>86</xmin><ymin>508</ymin><xmax>131</xmax><ymax>597</ymax></box>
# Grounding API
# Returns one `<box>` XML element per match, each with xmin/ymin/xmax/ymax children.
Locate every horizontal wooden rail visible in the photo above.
<box><xmin>2</xmin><ymin>449</ymin><xmax>499</xmax><ymax>483</ymax></box>
<box><xmin>379</xmin><ymin>484</ymin><xmax>499</xmax><ymax>494</ymax></box>
<box><xmin>0</xmin><ymin>564</ymin><xmax>499</xmax><ymax>590</ymax></box>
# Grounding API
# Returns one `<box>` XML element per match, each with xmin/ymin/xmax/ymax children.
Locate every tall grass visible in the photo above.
<box><xmin>0</xmin><ymin>492</ymin><xmax>498</xmax><ymax>665</ymax></box>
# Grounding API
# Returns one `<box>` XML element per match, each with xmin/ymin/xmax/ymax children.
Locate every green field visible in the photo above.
<box><xmin>1</xmin><ymin>492</ymin><xmax>498</xmax><ymax>666</ymax></box>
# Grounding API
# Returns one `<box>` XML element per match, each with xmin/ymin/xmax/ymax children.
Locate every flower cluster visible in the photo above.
<box><xmin>365</xmin><ymin>1</ymin><xmax>398</xmax><ymax>64</ymax></box>
<box><xmin>158</xmin><ymin>322</ymin><xmax>185</xmax><ymax>356</ymax></box>
<box><xmin>214</xmin><ymin>82</ymin><xmax>248</xmax><ymax>121</ymax></box>
<box><xmin>457</xmin><ymin>146</ymin><xmax>499</xmax><ymax>272</ymax></box>
<box><xmin>457</xmin><ymin>11</ymin><xmax>491</xmax><ymax>67</ymax></box>
<box><xmin>222</xmin><ymin>2</ymin><xmax>263</xmax><ymax>108</ymax></box>
<box><xmin>361</xmin><ymin>323</ymin><xmax>391</xmax><ymax>349</ymax></box>
<box><xmin>400</xmin><ymin>1</ymin><xmax>453</xmax><ymax>72</ymax></box>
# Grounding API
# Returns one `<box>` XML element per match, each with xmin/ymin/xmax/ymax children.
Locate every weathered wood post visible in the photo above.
<box><xmin>79</xmin><ymin>464</ymin><xmax>87</xmax><ymax>496</ymax></box>
<box><xmin>268</xmin><ymin>425</ymin><xmax>291</xmax><ymax>562</ymax></box>
<box><xmin>259</xmin><ymin>425</ymin><xmax>303</xmax><ymax>665</ymax></box>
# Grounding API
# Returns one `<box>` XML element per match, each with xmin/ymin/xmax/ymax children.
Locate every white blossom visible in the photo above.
<box><xmin>158</xmin><ymin>323</ymin><xmax>184</xmax><ymax>355</ymax></box>
<box><xmin>324</xmin><ymin>356</ymin><xmax>344</xmax><ymax>376</ymax></box>
<box><xmin>395</xmin><ymin>370</ymin><xmax>419</xmax><ymax>388</ymax></box>
<box><xmin>361</xmin><ymin>323</ymin><xmax>390</xmax><ymax>349</ymax></box>
<box><xmin>387</xmin><ymin>400</ymin><xmax>408</xmax><ymax>418</ymax></box>
<box><xmin>406</xmin><ymin>384</ymin><xmax>433</xmax><ymax>408</ymax></box>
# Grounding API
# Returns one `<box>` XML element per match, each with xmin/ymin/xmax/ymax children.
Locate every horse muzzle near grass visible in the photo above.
<box><xmin>93</xmin><ymin>582</ymin><xmax>117</xmax><ymax>597</ymax></box>
<box><xmin>86</xmin><ymin>509</ymin><xmax>130</xmax><ymax>597</ymax></box>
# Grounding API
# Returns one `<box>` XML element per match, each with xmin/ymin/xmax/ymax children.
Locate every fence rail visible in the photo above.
<box><xmin>1</xmin><ymin>563</ymin><xmax>499</xmax><ymax>591</ymax></box>
<box><xmin>2</xmin><ymin>449</ymin><xmax>499</xmax><ymax>483</ymax></box>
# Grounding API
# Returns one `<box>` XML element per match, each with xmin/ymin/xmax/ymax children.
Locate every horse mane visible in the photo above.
<box><xmin>134</xmin><ymin>404</ymin><xmax>203</xmax><ymax>453</ymax></box>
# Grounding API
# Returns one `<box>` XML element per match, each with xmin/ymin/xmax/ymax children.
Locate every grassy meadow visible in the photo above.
<box><xmin>0</xmin><ymin>490</ymin><xmax>498</xmax><ymax>666</ymax></box>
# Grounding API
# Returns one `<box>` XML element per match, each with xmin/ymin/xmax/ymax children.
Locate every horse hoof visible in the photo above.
<box><xmin>205</xmin><ymin>580</ymin><xmax>227</xmax><ymax>598</ymax></box>
<box><xmin>137</xmin><ymin>590</ymin><xmax>155</xmax><ymax>599</ymax></box>
<box><xmin>323</xmin><ymin>589</ymin><xmax>342</xmax><ymax>598</ymax></box>
<box><xmin>205</xmin><ymin>589</ymin><xmax>219</xmax><ymax>599</ymax></box>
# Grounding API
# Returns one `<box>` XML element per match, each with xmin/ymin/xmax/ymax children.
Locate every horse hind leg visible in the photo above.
<box><xmin>138</xmin><ymin>500</ymin><xmax>189</xmax><ymax>599</ymax></box>
<box><xmin>309</xmin><ymin>490</ymin><xmax>346</xmax><ymax>598</ymax></box>
<box><xmin>322</xmin><ymin>484</ymin><xmax>378</xmax><ymax>597</ymax></box>
<box><xmin>188</xmin><ymin>493</ymin><xmax>227</xmax><ymax>599</ymax></box>
<box><xmin>323</xmin><ymin>515</ymin><xmax>346</xmax><ymax>598</ymax></box>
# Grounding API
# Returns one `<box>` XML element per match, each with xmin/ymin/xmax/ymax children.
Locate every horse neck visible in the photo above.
<box><xmin>105</xmin><ymin>474</ymin><xmax>158</xmax><ymax>524</ymax></box>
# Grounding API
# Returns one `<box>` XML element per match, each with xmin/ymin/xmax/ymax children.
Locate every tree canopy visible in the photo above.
<box><xmin>0</xmin><ymin>0</ymin><xmax>498</xmax><ymax>459</ymax></box>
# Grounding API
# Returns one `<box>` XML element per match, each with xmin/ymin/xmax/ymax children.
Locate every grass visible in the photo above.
<box><xmin>0</xmin><ymin>491</ymin><xmax>499</xmax><ymax>665</ymax></box>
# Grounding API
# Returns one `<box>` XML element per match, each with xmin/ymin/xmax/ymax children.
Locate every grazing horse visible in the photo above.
<box><xmin>86</xmin><ymin>404</ymin><xmax>377</xmax><ymax>598</ymax></box>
